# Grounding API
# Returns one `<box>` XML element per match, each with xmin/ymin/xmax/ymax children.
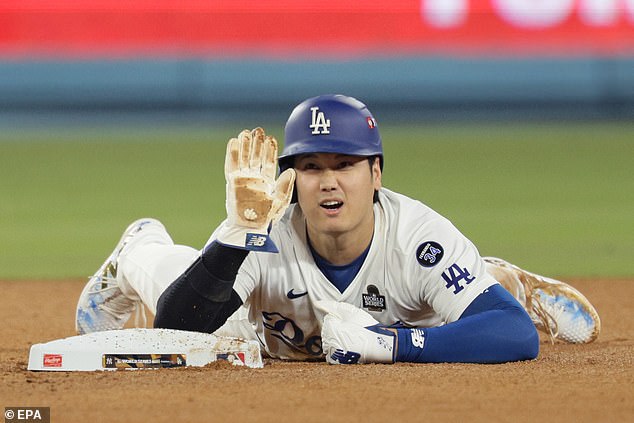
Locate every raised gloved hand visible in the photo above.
<box><xmin>216</xmin><ymin>127</ymin><xmax>296</xmax><ymax>252</ymax></box>
<box><xmin>316</xmin><ymin>300</ymin><xmax>396</xmax><ymax>364</ymax></box>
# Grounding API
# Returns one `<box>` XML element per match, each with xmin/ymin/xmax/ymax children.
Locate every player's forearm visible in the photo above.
<box><xmin>154</xmin><ymin>241</ymin><xmax>247</xmax><ymax>333</ymax></box>
<box><xmin>395</xmin><ymin>287</ymin><xmax>539</xmax><ymax>363</ymax></box>
<box><xmin>321</xmin><ymin>284</ymin><xmax>539</xmax><ymax>365</ymax></box>
<box><xmin>395</xmin><ymin>309</ymin><xmax>538</xmax><ymax>363</ymax></box>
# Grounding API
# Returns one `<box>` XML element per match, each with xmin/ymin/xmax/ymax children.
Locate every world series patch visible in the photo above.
<box><xmin>416</xmin><ymin>241</ymin><xmax>444</xmax><ymax>267</ymax></box>
<box><xmin>362</xmin><ymin>285</ymin><xmax>386</xmax><ymax>312</ymax></box>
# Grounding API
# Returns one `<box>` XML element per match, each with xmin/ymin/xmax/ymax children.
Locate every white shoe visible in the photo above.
<box><xmin>484</xmin><ymin>257</ymin><xmax>601</xmax><ymax>344</ymax></box>
<box><xmin>75</xmin><ymin>218</ymin><xmax>162</xmax><ymax>334</ymax></box>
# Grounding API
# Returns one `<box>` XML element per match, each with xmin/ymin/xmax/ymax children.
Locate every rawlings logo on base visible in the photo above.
<box><xmin>43</xmin><ymin>354</ymin><xmax>63</xmax><ymax>367</ymax></box>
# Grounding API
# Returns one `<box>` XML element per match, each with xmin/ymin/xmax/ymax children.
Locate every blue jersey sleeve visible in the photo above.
<box><xmin>395</xmin><ymin>284</ymin><xmax>539</xmax><ymax>363</ymax></box>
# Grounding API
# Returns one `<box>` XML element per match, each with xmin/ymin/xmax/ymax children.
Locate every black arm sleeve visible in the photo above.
<box><xmin>153</xmin><ymin>241</ymin><xmax>249</xmax><ymax>333</ymax></box>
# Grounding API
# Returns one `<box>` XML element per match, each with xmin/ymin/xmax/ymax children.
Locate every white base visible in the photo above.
<box><xmin>28</xmin><ymin>328</ymin><xmax>263</xmax><ymax>371</ymax></box>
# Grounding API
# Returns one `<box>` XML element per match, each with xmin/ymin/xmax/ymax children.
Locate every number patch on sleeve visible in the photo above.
<box><xmin>442</xmin><ymin>263</ymin><xmax>476</xmax><ymax>294</ymax></box>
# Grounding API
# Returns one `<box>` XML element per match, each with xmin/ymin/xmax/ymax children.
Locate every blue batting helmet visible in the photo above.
<box><xmin>279</xmin><ymin>94</ymin><xmax>383</xmax><ymax>172</ymax></box>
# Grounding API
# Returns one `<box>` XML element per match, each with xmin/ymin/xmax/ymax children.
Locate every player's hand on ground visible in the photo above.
<box><xmin>317</xmin><ymin>300</ymin><xmax>396</xmax><ymax>364</ymax></box>
<box><xmin>217</xmin><ymin>127</ymin><xmax>295</xmax><ymax>252</ymax></box>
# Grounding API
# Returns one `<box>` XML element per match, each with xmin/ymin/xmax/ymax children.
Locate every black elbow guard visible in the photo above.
<box><xmin>154</xmin><ymin>242</ymin><xmax>248</xmax><ymax>333</ymax></box>
<box><xmin>154</xmin><ymin>258</ymin><xmax>244</xmax><ymax>333</ymax></box>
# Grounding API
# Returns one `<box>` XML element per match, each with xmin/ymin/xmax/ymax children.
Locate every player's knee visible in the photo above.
<box><xmin>524</xmin><ymin>326</ymin><xmax>540</xmax><ymax>360</ymax></box>
<box><xmin>516</xmin><ymin>312</ymin><xmax>540</xmax><ymax>361</ymax></box>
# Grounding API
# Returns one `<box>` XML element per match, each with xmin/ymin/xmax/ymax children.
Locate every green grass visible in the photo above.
<box><xmin>1</xmin><ymin>122</ymin><xmax>632</xmax><ymax>279</ymax></box>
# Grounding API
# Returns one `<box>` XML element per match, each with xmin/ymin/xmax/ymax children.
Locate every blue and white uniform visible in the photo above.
<box><xmin>208</xmin><ymin>188</ymin><xmax>498</xmax><ymax>360</ymax></box>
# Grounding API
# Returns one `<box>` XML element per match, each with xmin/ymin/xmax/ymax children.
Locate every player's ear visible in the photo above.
<box><xmin>371</xmin><ymin>157</ymin><xmax>382</xmax><ymax>190</ymax></box>
<box><xmin>370</xmin><ymin>156</ymin><xmax>382</xmax><ymax>203</ymax></box>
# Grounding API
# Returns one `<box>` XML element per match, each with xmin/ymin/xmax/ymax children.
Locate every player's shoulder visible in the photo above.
<box><xmin>378</xmin><ymin>188</ymin><xmax>469</xmax><ymax>248</ymax></box>
<box><xmin>379</xmin><ymin>188</ymin><xmax>453</xmax><ymax>230</ymax></box>
<box><xmin>379</xmin><ymin>187</ymin><xmax>436</xmax><ymax>211</ymax></box>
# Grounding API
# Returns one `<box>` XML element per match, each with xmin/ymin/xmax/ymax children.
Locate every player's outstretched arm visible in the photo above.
<box><xmin>320</xmin><ymin>285</ymin><xmax>539</xmax><ymax>364</ymax></box>
<box><xmin>216</xmin><ymin>127</ymin><xmax>295</xmax><ymax>252</ymax></box>
<box><xmin>154</xmin><ymin>128</ymin><xmax>294</xmax><ymax>333</ymax></box>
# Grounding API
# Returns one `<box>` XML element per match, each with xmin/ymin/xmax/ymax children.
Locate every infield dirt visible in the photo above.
<box><xmin>1</xmin><ymin>279</ymin><xmax>632</xmax><ymax>423</ymax></box>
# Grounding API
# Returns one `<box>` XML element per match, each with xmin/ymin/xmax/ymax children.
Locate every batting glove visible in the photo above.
<box><xmin>216</xmin><ymin>128</ymin><xmax>295</xmax><ymax>252</ymax></box>
<box><xmin>317</xmin><ymin>301</ymin><xmax>396</xmax><ymax>364</ymax></box>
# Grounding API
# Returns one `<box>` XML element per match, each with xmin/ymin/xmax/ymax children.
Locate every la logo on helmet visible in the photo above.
<box><xmin>309</xmin><ymin>106</ymin><xmax>331</xmax><ymax>135</ymax></box>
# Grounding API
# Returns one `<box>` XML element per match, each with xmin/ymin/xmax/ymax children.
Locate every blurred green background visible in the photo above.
<box><xmin>1</xmin><ymin>121</ymin><xmax>632</xmax><ymax>280</ymax></box>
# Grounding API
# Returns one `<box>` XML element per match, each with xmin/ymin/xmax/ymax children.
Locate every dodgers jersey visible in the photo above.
<box><xmin>210</xmin><ymin>188</ymin><xmax>498</xmax><ymax>360</ymax></box>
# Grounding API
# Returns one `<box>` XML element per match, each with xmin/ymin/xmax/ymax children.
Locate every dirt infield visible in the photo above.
<box><xmin>1</xmin><ymin>279</ymin><xmax>632</xmax><ymax>423</ymax></box>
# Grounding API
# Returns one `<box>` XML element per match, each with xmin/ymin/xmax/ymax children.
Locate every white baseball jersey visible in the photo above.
<box><xmin>209</xmin><ymin>188</ymin><xmax>498</xmax><ymax>360</ymax></box>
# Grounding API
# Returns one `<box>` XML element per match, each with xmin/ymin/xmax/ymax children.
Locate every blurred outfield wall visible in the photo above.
<box><xmin>1</xmin><ymin>1</ymin><xmax>633</xmax><ymax>123</ymax></box>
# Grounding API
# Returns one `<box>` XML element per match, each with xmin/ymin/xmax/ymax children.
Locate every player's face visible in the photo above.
<box><xmin>294</xmin><ymin>153</ymin><xmax>381</xmax><ymax>241</ymax></box>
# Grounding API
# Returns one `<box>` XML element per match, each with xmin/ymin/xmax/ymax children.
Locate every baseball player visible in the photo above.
<box><xmin>76</xmin><ymin>94</ymin><xmax>600</xmax><ymax>364</ymax></box>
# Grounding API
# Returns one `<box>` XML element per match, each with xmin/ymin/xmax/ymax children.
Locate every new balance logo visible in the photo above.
<box><xmin>246</xmin><ymin>234</ymin><xmax>267</xmax><ymax>247</ymax></box>
<box><xmin>410</xmin><ymin>329</ymin><xmax>426</xmax><ymax>349</ymax></box>
<box><xmin>331</xmin><ymin>349</ymin><xmax>360</xmax><ymax>364</ymax></box>
<box><xmin>309</xmin><ymin>106</ymin><xmax>331</xmax><ymax>134</ymax></box>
